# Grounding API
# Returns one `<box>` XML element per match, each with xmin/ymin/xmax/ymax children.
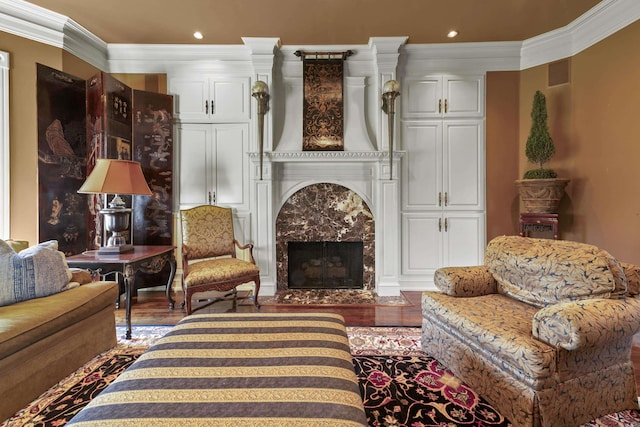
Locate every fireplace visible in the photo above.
<box><xmin>288</xmin><ymin>241</ymin><xmax>364</xmax><ymax>289</ymax></box>
<box><xmin>275</xmin><ymin>183</ymin><xmax>375</xmax><ymax>292</ymax></box>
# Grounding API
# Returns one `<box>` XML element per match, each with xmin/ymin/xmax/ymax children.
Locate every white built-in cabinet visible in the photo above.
<box><xmin>170</xmin><ymin>73</ymin><xmax>252</xmax><ymax>213</ymax></box>
<box><xmin>169</xmin><ymin>75</ymin><xmax>250</xmax><ymax>122</ymax></box>
<box><xmin>402</xmin><ymin>75</ymin><xmax>484</xmax><ymax>119</ymax></box>
<box><xmin>401</xmin><ymin>74</ymin><xmax>485</xmax><ymax>283</ymax></box>
<box><xmin>177</xmin><ymin>122</ymin><xmax>249</xmax><ymax>211</ymax></box>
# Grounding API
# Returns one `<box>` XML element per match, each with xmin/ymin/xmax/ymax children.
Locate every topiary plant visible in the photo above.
<box><xmin>523</xmin><ymin>90</ymin><xmax>557</xmax><ymax>179</ymax></box>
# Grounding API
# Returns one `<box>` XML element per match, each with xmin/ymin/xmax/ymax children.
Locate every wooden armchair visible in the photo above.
<box><xmin>180</xmin><ymin>205</ymin><xmax>260</xmax><ymax>314</ymax></box>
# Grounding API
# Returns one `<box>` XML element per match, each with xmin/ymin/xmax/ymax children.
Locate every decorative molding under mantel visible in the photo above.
<box><xmin>249</xmin><ymin>150</ymin><xmax>405</xmax><ymax>162</ymax></box>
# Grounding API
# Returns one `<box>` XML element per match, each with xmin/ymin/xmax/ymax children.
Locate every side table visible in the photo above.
<box><xmin>67</xmin><ymin>245</ymin><xmax>176</xmax><ymax>339</ymax></box>
<box><xmin>519</xmin><ymin>213</ymin><xmax>559</xmax><ymax>240</ymax></box>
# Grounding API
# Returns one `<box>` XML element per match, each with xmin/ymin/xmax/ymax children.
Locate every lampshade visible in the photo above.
<box><xmin>78</xmin><ymin>159</ymin><xmax>152</xmax><ymax>196</ymax></box>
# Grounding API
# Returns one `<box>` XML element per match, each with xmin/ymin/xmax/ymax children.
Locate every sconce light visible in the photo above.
<box><xmin>381</xmin><ymin>79</ymin><xmax>400</xmax><ymax>180</ymax></box>
<box><xmin>78</xmin><ymin>159</ymin><xmax>152</xmax><ymax>254</ymax></box>
<box><xmin>251</xmin><ymin>80</ymin><xmax>270</xmax><ymax>180</ymax></box>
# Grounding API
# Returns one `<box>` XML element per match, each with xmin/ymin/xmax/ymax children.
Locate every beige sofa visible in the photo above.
<box><xmin>0</xmin><ymin>269</ymin><xmax>118</xmax><ymax>421</ymax></box>
<box><xmin>422</xmin><ymin>235</ymin><xmax>640</xmax><ymax>427</ymax></box>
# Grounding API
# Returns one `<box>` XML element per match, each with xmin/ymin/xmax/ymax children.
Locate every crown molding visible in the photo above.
<box><xmin>401</xmin><ymin>41</ymin><xmax>523</xmax><ymax>74</ymax></box>
<box><xmin>521</xmin><ymin>0</ymin><xmax>640</xmax><ymax>69</ymax></box>
<box><xmin>0</xmin><ymin>0</ymin><xmax>107</xmax><ymax>69</ymax></box>
<box><xmin>107</xmin><ymin>44</ymin><xmax>253</xmax><ymax>74</ymax></box>
<box><xmin>0</xmin><ymin>0</ymin><xmax>638</xmax><ymax>73</ymax></box>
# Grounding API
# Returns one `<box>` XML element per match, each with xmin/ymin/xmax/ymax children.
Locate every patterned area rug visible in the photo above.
<box><xmin>2</xmin><ymin>326</ymin><xmax>639</xmax><ymax>426</ymax></box>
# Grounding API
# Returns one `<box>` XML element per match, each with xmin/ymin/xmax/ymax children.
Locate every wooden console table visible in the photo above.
<box><xmin>519</xmin><ymin>213</ymin><xmax>559</xmax><ymax>240</ymax></box>
<box><xmin>66</xmin><ymin>245</ymin><xmax>176</xmax><ymax>339</ymax></box>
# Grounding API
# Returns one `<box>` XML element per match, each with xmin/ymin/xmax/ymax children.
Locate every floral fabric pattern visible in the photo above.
<box><xmin>434</xmin><ymin>266</ymin><xmax>497</xmax><ymax>296</ymax></box>
<box><xmin>532</xmin><ymin>297</ymin><xmax>640</xmax><ymax>350</ymax></box>
<box><xmin>422</xmin><ymin>235</ymin><xmax>640</xmax><ymax>426</ymax></box>
<box><xmin>184</xmin><ymin>257</ymin><xmax>260</xmax><ymax>288</ymax></box>
<box><xmin>179</xmin><ymin>205</ymin><xmax>260</xmax><ymax>313</ymax></box>
<box><xmin>485</xmin><ymin>235</ymin><xmax>626</xmax><ymax>307</ymax></box>
<box><xmin>621</xmin><ymin>262</ymin><xmax>640</xmax><ymax>295</ymax></box>
<box><xmin>180</xmin><ymin>206</ymin><xmax>236</xmax><ymax>260</ymax></box>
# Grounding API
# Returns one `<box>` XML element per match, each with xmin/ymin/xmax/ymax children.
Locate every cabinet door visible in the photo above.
<box><xmin>402</xmin><ymin>77</ymin><xmax>442</xmax><ymax>119</ymax></box>
<box><xmin>402</xmin><ymin>121</ymin><xmax>442</xmax><ymax>210</ymax></box>
<box><xmin>210</xmin><ymin>77</ymin><xmax>250</xmax><ymax>122</ymax></box>
<box><xmin>443</xmin><ymin>76</ymin><xmax>484</xmax><ymax>117</ymax></box>
<box><xmin>401</xmin><ymin>212</ymin><xmax>443</xmax><ymax>276</ymax></box>
<box><xmin>212</xmin><ymin>123</ymin><xmax>248</xmax><ymax>208</ymax></box>
<box><xmin>443</xmin><ymin>121</ymin><xmax>484</xmax><ymax>210</ymax></box>
<box><xmin>443</xmin><ymin>213</ymin><xmax>485</xmax><ymax>267</ymax></box>
<box><xmin>178</xmin><ymin>124</ymin><xmax>215</xmax><ymax>209</ymax></box>
<box><xmin>170</xmin><ymin>76</ymin><xmax>209</xmax><ymax>122</ymax></box>
<box><xmin>170</xmin><ymin>75</ymin><xmax>250</xmax><ymax>123</ymax></box>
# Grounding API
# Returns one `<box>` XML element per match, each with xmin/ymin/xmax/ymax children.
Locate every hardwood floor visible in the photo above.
<box><xmin>117</xmin><ymin>289</ymin><xmax>640</xmax><ymax>392</ymax></box>
<box><xmin>116</xmin><ymin>289</ymin><xmax>424</xmax><ymax>327</ymax></box>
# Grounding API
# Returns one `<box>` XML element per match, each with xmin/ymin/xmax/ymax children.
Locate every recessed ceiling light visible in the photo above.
<box><xmin>193</xmin><ymin>31</ymin><xmax>204</xmax><ymax>40</ymax></box>
<box><xmin>447</xmin><ymin>30</ymin><xmax>458</xmax><ymax>38</ymax></box>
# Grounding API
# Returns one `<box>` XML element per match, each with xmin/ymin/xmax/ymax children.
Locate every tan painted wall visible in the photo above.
<box><xmin>515</xmin><ymin>20</ymin><xmax>640</xmax><ymax>263</ymax></box>
<box><xmin>62</xmin><ymin>50</ymin><xmax>100</xmax><ymax>80</ymax></box>
<box><xmin>1</xmin><ymin>31</ymin><xmax>61</xmax><ymax>244</ymax></box>
<box><xmin>485</xmin><ymin>71</ymin><xmax>520</xmax><ymax>239</ymax></box>
<box><xmin>111</xmin><ymin>74</ymin><xmax>167</xmax><ymax>93</ymax></box>
<box><xmin>564</xmin><ymin>20</ymin><xmax>640</xmax><ymax>263</ymax></box>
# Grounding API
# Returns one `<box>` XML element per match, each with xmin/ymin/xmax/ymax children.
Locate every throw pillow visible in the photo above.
<box><xmin>0</xmin><ymin>239</ymin><xmax>72</xmax><ymax>307</ymax></box>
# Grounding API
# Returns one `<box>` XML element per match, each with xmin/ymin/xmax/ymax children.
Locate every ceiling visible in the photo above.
<box><xmin>27</xmin><ymin>0</ymin><xmax>603</xmax><ymax>46</ymax></box>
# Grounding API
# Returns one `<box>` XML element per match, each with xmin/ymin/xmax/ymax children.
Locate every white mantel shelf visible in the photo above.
<box><xmin>249</xmin><ymin>151</ymin><xmax>405</xmax><ymax>162</ymax></box>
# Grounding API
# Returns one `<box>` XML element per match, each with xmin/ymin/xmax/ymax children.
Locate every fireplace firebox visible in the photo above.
<box><xmin>287</xmin><ymin>241</ymin><xmax>364</xmax><ymax>289</ymax></box>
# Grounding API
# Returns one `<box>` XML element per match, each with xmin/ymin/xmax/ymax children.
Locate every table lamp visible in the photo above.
<box><xmin>78</xmin><ymin>159</ymin><xmax>152</xmax><ymax>254</ymax></box>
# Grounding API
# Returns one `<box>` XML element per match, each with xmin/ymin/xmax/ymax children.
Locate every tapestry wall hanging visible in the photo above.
<box><xmin>37</xmin><ymin>64</ymin><xmax>87</xmax><ymax>256</ymax></box>
<box><xmin>297</xmin><ymin>51</ymin><xmax>352</xmax><ymax>151</ymax></box>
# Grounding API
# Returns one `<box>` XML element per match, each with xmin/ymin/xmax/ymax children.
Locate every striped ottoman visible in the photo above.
<box><xmin>68</xmin><ymin>312</ymin><xmax>367</xmax><ymax>426</ymax></box>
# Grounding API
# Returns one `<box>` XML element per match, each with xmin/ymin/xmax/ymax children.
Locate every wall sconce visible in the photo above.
<box><xmin>251</xmin><ymin>80</ymin><xmax>270</xmax><ymax>180</ymax></box>
<box><xmin>381</xmin><ymin>80</ymin><xmax>400</xmax><ymax>180</ymax></box>
<box><xmin>78</xmin><ymin>159</ymin><xmax>152</xmax><ymax>254</ymax></box>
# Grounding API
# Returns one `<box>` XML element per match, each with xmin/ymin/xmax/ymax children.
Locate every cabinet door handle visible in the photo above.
<box><xmin>205</xmin><ymin>100</ymin><xmax>208</xmax><ymax>115</ymax></box>
<box><xmin>444</xmin><ymin>99</ymin><xmax>448</xmax><ymax>113</ymax></box>
<box><xmin>438</xmin><ymin>192</ymin><xmax>442</xmax><ymax>206</ymax></box>
<box><xmin>208</xmin><ymin>191</ymin><xmax>212</xmax><ymax>204</ymax></box>
<box><xmin>210</xmin><ymin>100</ymin><xmax>214</xmax><ymax>114</ymax></box>
<box><xmin>438</xmin><ymin>99</ymin><xmax>442</xmax><ymax>113</ymax></box>
<box><xmin>212</xmin><ymin>191</ymin><xmax>216</xmax><ymax>205</ymax></box>
<box><xmin>438</xmin><ymin>218</ymin><xmax>442</xmax><ymax>232</ymax></box>
<box><xmin>444</xmin><ymin>192</ymin><xmax>448</xmax><ymax>206</ymax></box>
<box><xmin>444</xmin><ymin>218</ymin><xmax>448</xmax><ymax>232</ymax></box>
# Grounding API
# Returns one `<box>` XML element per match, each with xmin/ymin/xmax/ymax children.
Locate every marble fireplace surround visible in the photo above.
<box><xmin>275</xmin><ymin>182</ymin><xmax>375</xmax><ymax>291</ymax></box>
<box><xmin>251</xmin><ymin>149</ymin><xmax>403</xmax><ymax>297</ymax></box>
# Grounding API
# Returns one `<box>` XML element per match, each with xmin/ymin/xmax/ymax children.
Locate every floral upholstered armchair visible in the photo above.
<box><xmin>180</xmin><ymin>205</ymin><xmax>260</xmax><ymax>314</ymax></box>
<box><xmin>421</xmin><ymin>235</ymin><xmax>640</xmax><ymax>427</ymax></box>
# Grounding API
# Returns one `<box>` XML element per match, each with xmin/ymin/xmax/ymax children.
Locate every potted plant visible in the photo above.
<box><xmin>515</xmin><ymin>90</ymin><xmax>569</xmax><ymax>213</ymax></box>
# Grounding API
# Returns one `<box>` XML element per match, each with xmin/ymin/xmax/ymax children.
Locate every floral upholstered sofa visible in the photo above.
<box><xmin>422</xmin><ymin>235</ymin><xmax>640</xmax><ymax>427</ymax></box>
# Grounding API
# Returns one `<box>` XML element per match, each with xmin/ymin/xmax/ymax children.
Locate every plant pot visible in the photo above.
<box><xmin>515</xmin><ymin>178</ymin><xmax>569</xmax><ymax>214</ymax></box>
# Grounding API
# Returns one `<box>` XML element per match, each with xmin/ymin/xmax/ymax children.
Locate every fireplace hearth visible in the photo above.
<box><xmin>288</xmin><ymin>241</ymin><xmax>364</xmax><ymax>289</ymax></box>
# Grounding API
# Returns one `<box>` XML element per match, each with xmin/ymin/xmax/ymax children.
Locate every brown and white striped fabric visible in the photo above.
<box><xmin>67</xmin><ymin>313</ymin><xmax>367</xmax><ymax>426</ymax></box>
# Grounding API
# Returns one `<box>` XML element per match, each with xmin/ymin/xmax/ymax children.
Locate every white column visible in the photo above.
<box><xmin>0</xmin><ymin>51</ymin><xmax>9</xmax><ymax>239</ymax></box>
<box><xmin>369</xmin><ymin>37</ymin><xmax>406</xmax><ymax>296</ymax></box>
<box><xmin>243</xmin><ymin>37</ymin><xmax>281</xmax><ymax>296</ymax></box>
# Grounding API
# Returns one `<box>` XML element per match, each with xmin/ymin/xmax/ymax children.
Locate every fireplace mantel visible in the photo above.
<box><xmin>250</xmin><ymin>150</ymin><xmax>403</xmax><ymax>298</ymax></box>
<box><xmin>249</xmin><ymin>150</ymin><xmax>404</xmax><ymax>162</ymax></box>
